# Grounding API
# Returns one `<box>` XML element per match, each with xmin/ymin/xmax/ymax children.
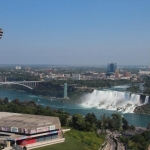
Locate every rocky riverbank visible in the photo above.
<box><xmin>134</xmin><ymin>103</ymin><xmax>150</xmax><ymax>114</ymax></box>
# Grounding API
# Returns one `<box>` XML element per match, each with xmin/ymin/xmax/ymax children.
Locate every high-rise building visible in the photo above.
<box><xmin>115</xmin><ymin>68</ymin><xmax>119</xmax><ymax>78</ymax></box>
<box><xmin>107</xmin><ymin>63</ymin><xmax>117</xmax><ymax>73</ymax></box>
<box><xmin>64</xmin><ymin>83</ymin><xmax>67</xmax><ymax>98</ymax></box>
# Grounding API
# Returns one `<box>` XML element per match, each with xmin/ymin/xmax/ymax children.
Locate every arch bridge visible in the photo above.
<box><xmin>0</xmin><ymin>81</ymin><xmax>42</xmax><ymax>90</ymax></box>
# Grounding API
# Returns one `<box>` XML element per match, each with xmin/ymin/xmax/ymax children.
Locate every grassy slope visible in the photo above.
<box><xmin>66</xmin><ymin>129</ymin><xmax>105</xmax><ymax>150</ymax></box>
<box><xmin>33</xmin><ymin>129</ymin><xmax>105</xmax><ymax>150</ymax></box>
<box><xmin>33</xmin><ymin>135</ymin><xmax>90</xmax><ymax>150</ymax></box>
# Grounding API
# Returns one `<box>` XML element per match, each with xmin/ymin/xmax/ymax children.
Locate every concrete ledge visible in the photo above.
<box><xmin>3</xmin><ymin>147</ymin><xmax>12</xmax><ymax>150</ymax></box>
<box><xmin>62</xmin><ymin>129</ymin><xmax>70</xmax><ymax>133</ymax></box>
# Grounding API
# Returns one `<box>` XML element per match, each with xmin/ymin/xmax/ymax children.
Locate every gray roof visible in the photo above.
<box><xmin>0</xmin><ymin>112</ymin><xmax>61</xmax><ymax>134</ymax></box>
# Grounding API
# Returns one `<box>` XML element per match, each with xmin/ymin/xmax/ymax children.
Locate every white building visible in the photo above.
<box><xmin>15</xmin><ymin>66</ymin><xmax>21</xmax><ymax>70</ymax></box>
<box><xmin>139</xmin><ymin>70</ymin><xmax>150</xmax><ymax>75</ymax></box>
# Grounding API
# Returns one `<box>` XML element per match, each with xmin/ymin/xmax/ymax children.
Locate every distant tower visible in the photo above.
<box><xmin>64</xmin><ymin>83</ymin><xmax>67</xmax><ymax>98</ymax></box>
<box><xmin>107</xmin><ymin>63</ymin><xmax>117</xmax><ymax>73</ymax></box>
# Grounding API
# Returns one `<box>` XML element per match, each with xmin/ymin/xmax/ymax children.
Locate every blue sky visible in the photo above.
<box><xmin>0</xmin><ymin>0</ymin><xmax>150</xmax><ymax>65</ymax></box>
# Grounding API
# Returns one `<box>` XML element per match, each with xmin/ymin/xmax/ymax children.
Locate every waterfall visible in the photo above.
<box><xmin>81</xmin><ymin>90</ymin><xmax>141</xmax><ymax>113</ymax></box>
<box><xmin>130</xmin><ymin>94</ymin><xmax>140</xmax><ymax>104</ymax></box>
<box><xmin>144</xmin><ymin>96</ymin><xmax>149</xmax><ymax>104</ymax></box>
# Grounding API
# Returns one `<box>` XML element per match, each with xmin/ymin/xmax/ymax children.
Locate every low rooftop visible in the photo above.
<box><xmin>0</xmin><ymin>112</ymin><xmax>61</xmax><ymax>133</ymax></box>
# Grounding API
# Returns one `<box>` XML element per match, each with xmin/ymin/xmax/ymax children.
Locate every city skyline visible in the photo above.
<box><xmin>0</xmin><ymin>0</ymin><xmax>150</xmax><ymax>65</ymax></box>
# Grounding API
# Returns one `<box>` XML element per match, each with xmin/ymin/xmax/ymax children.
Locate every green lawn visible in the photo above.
<box><xmin>33</xmin><ymin>129</ymin><xmax>105</xmax><ymax>150</ymax></box>
<box><xmin>33</xmin><ymin>135</ymin><xmax>90</xmax><ymax>150</ymax></box>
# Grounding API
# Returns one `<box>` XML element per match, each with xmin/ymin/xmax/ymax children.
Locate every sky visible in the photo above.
<box><xmin>0</xmin><ymin>0</ymin><xmax>150</xmax><ymax>66</ymax></box>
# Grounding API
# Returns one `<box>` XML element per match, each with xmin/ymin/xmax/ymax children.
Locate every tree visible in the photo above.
<box><xmin>46</xmin><ymin>106</ymin><xmax>50</xmax><ymax>110</ymax></box>
<box><xmin>3</xmin><ymin>97</ymin><xmax>9</xmax><ymax>104</ymax></box>
<box><xmin>0</xmin><ymin>98</ymin><xmax>4</xmax><ymax>104</ymax></box>
<box><xmin>111</xmin><ymin>113</ymin><xmax>122</xmax><ymax>130</ymax></box>
<box><xmin>107</xmin><ymin>117</ymin><xmax>114</xmax><ymax>130</ymax></box>
<box><xmin>100</xmin><ymin>114</ymin><xmax>106</xmax><ymax>130</ymax></box>
<box><xmin>72</xmin><ymin>114</ymin><xmax>85</xmax><ymax>131</ymax></box>
<box><xmin>142</xmin><ymin>131</ymin><xmax>150</xmax><ymax>141</ymax></box>
<box><xmin>28</xmin><ymin>101</ymin><xmax>37</xmax><ymax>107</ymax></box>
<box><xmin>130</xmin><ymin>125</ymin><xmax>135</xmax><ymax>131</ymax></box>
<box><xmin>85</xmin><ymin>121</ymin><xmax>92</xmax><ymax>131</ymax></box>
<box><xmin>59</xmin><ymin>114</ymin><xmax>68</xmax><ymax>126</ymax></box>
<box><xmin>122</xmin><ymin>118</ymin><xmax>129</xmax><ymax>130</ymax></box>
<box><xmin>85</xmin><ymin>113</ymin><xmax>97</xmax><ymax>124</ymax></box>
<box><xmin>12</xmin><ymin>99</ymin><xmax>20</xmax><ymax>104</ymax></box>
<box><xmin>97</xmin><ymin>119</ymin><xmax>102</xmax><ymax>129</ymax></box>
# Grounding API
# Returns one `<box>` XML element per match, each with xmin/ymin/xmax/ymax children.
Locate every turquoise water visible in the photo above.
<box><xmin>0</xmin><ymin>89</ymin><xmax>150</xmax><ymax>127</ymax></box>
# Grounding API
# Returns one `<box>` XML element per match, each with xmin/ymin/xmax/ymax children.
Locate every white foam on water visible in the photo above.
<box><xmin>81</xmin><ymin>90</ymin><xmax>142</xmax><ymax>113</ymax></box>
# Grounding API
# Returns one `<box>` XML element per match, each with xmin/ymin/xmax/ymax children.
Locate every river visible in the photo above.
<box><xmin>0</xmin><ymin>89</ymin><xmax>150</xmax><ymax>127</ymax></box>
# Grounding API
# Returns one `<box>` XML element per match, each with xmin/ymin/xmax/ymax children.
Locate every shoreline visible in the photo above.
<box><xmin>2</xmin><ymin>89</ymin><xmax>150</xmax><ymax>123</ymax></box>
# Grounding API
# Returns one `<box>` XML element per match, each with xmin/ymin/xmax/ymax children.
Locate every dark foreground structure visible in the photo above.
<box><xmin>0</xmin><ymin>28</ymin><xmax>3</xmax><ymax>39</ymax></box>
<box><xmin>0</xmin><ymin>112</ymin><xmax>64</xmax><ymax>150</ymax></box>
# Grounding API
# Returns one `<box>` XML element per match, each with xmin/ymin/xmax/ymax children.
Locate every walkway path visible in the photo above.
<box><xmin>101</xmin><ymin>130</ymin><xmax>125</xmax><ymax>150</ymax></box>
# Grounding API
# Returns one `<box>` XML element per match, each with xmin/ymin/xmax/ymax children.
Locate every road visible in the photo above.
<box><xmin>108</xmin><ymin>136</ymin><xmax>116</xmax><ymax>150</ymax></box>
<box><xmin>102</xmin><ymin>134</ymin><xmax>116</xmax><ymax>150</ymax></box>
<box><xmin>102</xmin><ymin>130</ymin><xmax>125</xmax><ymax>150</ymax></box>
<box><xmin>117</xmin><ymin>141</ymin><xmax>125</xmax><ymax>150</ymax></box>
<box><xmin>113</xmin><ymin>132</ymin><xmax>125</xmax><ymax>150</ymax></box>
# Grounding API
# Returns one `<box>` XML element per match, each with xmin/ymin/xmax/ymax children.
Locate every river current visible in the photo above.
<box><xmin>0</xmin><ymin>88</ymin><xmax>150</xmax><ymax>127</ymax></box>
